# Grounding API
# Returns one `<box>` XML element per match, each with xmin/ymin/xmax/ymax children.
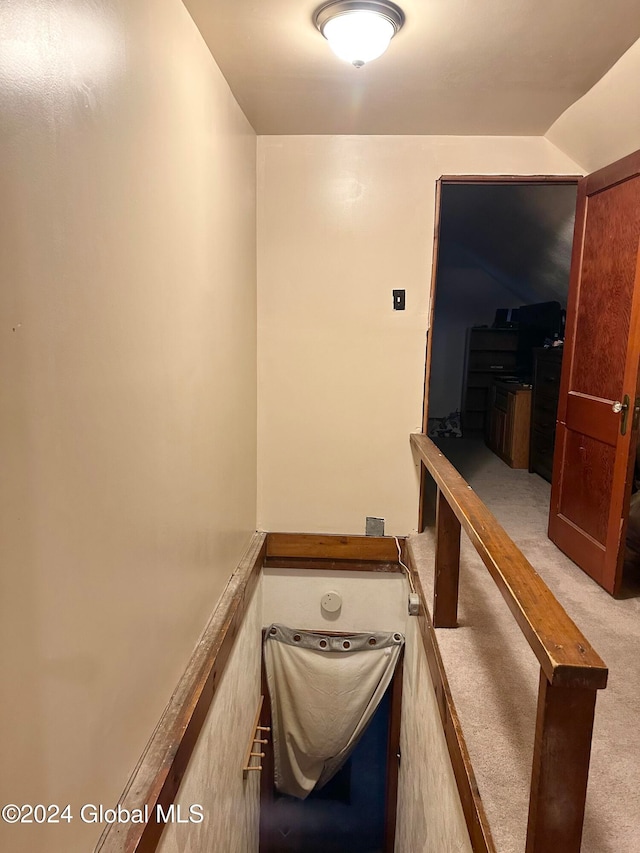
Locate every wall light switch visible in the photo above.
<box><xmin>393</xmin><ymin>289</ymin><xmax>405</xmax><ymax>310</ymax></box>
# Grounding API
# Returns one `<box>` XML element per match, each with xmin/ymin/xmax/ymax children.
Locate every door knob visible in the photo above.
<box><xmin>612</xmin><ymin>400</ymin><xmax>626</xmax><ymax>413</ymax></box>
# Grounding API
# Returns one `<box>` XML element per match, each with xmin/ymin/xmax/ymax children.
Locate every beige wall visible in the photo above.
<box><xmin>256</xmin><ymin>136</ymin><xmax>580</xmax><ymax>535</ymax></box>
<box><xmin>0</xmin><ymin>2</ymin><xmax>256</xmax><ymax>851</ymax></box>
<box><xmin>263</xmin><ymin>568</ymin><xmax>408</xmax><ymax>633</ymax></box>
<box><xmin>156</xmin><ymin>579</ymin><xmax>263</xmax><ymax>853</ymax></box>
<box><xmin>395</xmin><ymin>618</ymin><xmax>473</xmax><ymax>853</ymax></box>
<box><xmin>546</xmin><ymin>37</ymin><xmax>640</xmax><ymax>172</ymax></box>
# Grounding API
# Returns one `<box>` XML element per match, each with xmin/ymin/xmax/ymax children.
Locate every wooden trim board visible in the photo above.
<box><xmin>403</xmin><ymin>539</ymin><xmax>496</xmax><ymax>853</ymax></box>
<box><xmin>95</xmin><ymin>532</ymin><xmax>267</xmax><ymax>853</ymax></box>
<box><xmin>264</xmin><ymin>557</ymin><xmax>403</xmax><ymax>573</ymax></box>
<box><xmin>438</xmin><ymin>175</ymin><xmax>582</xmax><ymax>185</ymax></box>
<box><xmin>266</xmin><ymin>532</ymin><xmax>403</xmax><ymax>563</ymax></box>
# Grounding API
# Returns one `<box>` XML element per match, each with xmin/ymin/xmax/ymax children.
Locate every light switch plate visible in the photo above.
<box><xmin>392</xmin><ymin>289</ymin><xmax>405</xmax><ymax>310</ymax></box>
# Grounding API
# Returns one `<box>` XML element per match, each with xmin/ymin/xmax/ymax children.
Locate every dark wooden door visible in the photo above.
<box><xmin>548</xmin><ymin>150</ymin><xmax>640</xmax><ymax>595</ymax></box>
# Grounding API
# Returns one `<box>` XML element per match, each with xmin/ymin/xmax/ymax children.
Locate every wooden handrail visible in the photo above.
<box><xmin>411</xmin><ymin>433</ymin><xmax>607</xmax><ymax>690</ymax></box>
<box><xmin>412</xmin><ymin>432</ymin><xmax>608</xmax><ymax>853</ymax></box>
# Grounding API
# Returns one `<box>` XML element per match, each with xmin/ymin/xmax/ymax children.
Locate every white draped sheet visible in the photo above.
<box><xmin>264</xmin><ymin>624</ymin><xmax>404</xmax><ymax>799</ymax></box>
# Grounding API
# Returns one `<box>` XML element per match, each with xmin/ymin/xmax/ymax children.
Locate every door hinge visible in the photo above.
<box><xmin>633</xmin><ymin>396</ymin><xmax>640</xmax><ymax>432</ymax></box>
<box><xmin>613</xmin><ymin>394</ymin><xmax>630</xmax><ymax>435</ymax></box>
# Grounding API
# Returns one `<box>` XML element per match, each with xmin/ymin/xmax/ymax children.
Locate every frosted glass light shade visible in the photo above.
<box><xmin>315</xmin><ymin>1</ymin><xmax>404</xmax><ymax>68</ymax></box>
<box><xmin>323</xmin><ymin>11</ymin><xmax>394</xmax><ymax>66</ymax></box>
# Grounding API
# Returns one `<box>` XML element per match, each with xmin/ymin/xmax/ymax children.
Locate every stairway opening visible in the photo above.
<box><xmin>259</xmin><ymin>631</ymin><xmax>403</xmax><ymax>853</ymax></box>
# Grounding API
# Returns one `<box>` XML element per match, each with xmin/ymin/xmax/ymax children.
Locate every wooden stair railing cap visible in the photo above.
<box><xmin>411</xmin><ymin>433</ymin><xmax>608</xmax><ymax>691</ymax></box>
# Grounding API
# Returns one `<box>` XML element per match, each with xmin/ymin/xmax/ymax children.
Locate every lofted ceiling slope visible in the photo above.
<box><xmin>438</xmin><ymin>183</ymin><xmax>578</xmax><ymax>306</ymax></box>
<box><xmin>183</xmin><ymin>0</ymin><xmax>640</xmax><ymax>135</ymax></box>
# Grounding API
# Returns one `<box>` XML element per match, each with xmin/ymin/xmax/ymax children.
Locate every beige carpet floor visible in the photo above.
<box><xmin>410</xmin><ymin>438</ymin><xmax>640</xmax><ymax>853</ymax></box>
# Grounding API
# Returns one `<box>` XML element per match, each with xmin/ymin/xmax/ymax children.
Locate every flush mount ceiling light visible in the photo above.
<box><xmin>314</xmin><ymin>0</ymin><xmax>405</xmax><ymax>68</ymax></box>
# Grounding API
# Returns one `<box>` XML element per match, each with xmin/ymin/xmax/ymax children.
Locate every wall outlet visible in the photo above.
<box><xmin>365</xmin><ymin>516</ymin><xmax>385</xmax><ymax>536</ymax></box>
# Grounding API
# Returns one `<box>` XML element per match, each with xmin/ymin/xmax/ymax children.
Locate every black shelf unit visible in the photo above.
<box><xmin>462</xmin><ymin>328</ymin><xmax>519</xmax><ymax>436</ymax></box>
<box><xmin>529</xmin><ymin>346</ymin><xmax>563</xmax><ymax>482</ymax></box>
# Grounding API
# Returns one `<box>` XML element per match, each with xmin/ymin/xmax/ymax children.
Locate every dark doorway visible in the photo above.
<box><xmin>426</xmin><ymin>179</ymin><xmax>578</xmax><ymax>439</ymax></box>
<box><xmin>419</xmin><ymin>177</ymin><xmax>579</xmax><ymax>530</ymax></box>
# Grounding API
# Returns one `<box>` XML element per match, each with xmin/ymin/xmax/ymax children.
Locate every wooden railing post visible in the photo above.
<box><xmin>525</xmin><ymin>668</ymin><xmax>598</xmax><ymax>853</ymax></box>
<box><xmin>433</xmin><ymin>487</ymin><xmax>461</xmax><ymax>628</ymax></box>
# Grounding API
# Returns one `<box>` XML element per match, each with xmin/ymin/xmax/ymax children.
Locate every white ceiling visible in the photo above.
<box><xmin>183</xmin><ymin>0</ymin><xmax>640</xmax><ymax>136</ymax></box>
